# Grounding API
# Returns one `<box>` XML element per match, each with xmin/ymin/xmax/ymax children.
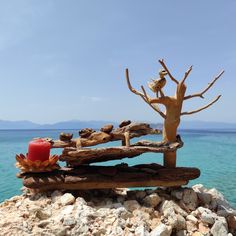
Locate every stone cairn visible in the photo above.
<box><xmin>16</xmin><ymin>59</ymin><xmax>224</xmax><ymax>192</ymax></box>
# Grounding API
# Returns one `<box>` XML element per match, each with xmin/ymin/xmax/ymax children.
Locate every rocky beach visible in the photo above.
<box><xmin>0</xmin><ymin>184</ymin><xmax>235</xmax><ymax>236</ymax></box>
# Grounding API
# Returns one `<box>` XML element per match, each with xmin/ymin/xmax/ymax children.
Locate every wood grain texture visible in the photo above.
<box><xmin>59</xmin><ymin>137</ymin><xmax>183</xmax><ymax>166</ymax></box>
<box><xmin>21</xmin><ymin>164</ymin><xmax>200</xmax><ymax>190</ymax></box>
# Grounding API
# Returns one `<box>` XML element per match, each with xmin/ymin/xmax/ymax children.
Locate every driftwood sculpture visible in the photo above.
<box><xmin>125</xmin><ymin>59</ymin><xmax>224</xmax><ymax>167</ymax></box>
<box><xmin>16</xmin><ymin>59</ymin><xmax>223</xmax><ymax>191</ymax></box>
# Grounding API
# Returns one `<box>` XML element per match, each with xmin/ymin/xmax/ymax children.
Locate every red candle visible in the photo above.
<box><xmin>27</xmin><ymin>139</ymin><xmax>51</xmax><ymax>162</ymax></box>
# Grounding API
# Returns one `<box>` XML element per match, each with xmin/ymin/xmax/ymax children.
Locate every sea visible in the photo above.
<box><xmin>0</xmin><ymin>129</ymin><xmax>236</xmax><ymax>207</ymax></box>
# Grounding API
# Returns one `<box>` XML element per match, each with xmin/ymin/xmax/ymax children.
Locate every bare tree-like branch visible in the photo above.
<box><xmin>180</xmin><ymin>66</ymin><xmax>193</xmax><ymax>84</ymax></box>
<box><xmin>181</xmin><ymin>95</ymin><xmax>221</xmax><ymax>116</ymax></box>
<box><xmin>125</xmin><ymin>60</ymin><xmax>224</xmax><ymax>168</ymax></box>
<box><xmin>158</xmin><ymin>59</ymin><xmax>179</xmax><ymax>84</ymax></box>
<box><xmin>125</xmin><ymin>69</ymin><xmax>166</xmax><ymax>119</ymax></box>
<box><xmin>184</xmin><ymin>70</ymin><xmax>224</xmax><ymax>100</ymax></box>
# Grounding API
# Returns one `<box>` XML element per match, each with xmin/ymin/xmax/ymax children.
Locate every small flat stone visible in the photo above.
<box><xmin>100</xmin><ymin>124</ymin><xmax>113</xmax><ymax>133</ymax></box>
<box><xmin>119</xmin><ymin>120</ymin><xmax>131</xmax><ymax>128</ymax></box>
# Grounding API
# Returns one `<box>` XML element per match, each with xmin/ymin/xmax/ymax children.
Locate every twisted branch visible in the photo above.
<box><xmin>184</xmin><ymin>70</ymin><xmax>224</xmax><ymax>100</ymax></box>
<box><xmin>125</xmin><ymin>69</ymin><xmax>166</xmax><ymax>119</ymax></box>
<box><xmin>181</xmin><ymin>95</ymin><xmax>221</xmax><ymax>116</ymax></box>
<box><xmin>158</xmin><ymin>59</ymin><xmax>179</xmax><ymax>84</ymax></box>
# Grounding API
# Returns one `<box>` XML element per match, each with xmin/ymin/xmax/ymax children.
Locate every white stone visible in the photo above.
<box><xmin>124</xmin><ymin>200</ymin><xmax>141</xmax><ymax>212</ymax></box>
<box><xmin>159</xmin><ymin>200</ymin><xmax>188</xmax><ymax>217</ymax></box>
<box><xmin>211</xmin><ymin>220</ymin><xmax>228</xmax><ymax>236</ymax></box>
<box><xmin>60</xmin><ymin>193</ymin><xmax>75</xmax><ymax>206</ymax></box>
<box><xmin>61</xmin><ymin>205</ymin><xmax>74</xmax><ymax>216</ymax></box>
<box><xmin>134</xmin><ymin>225</ymin><xmax>149</xmax><ymax>236</ymax></box>
<box><xmin>150</xmin><ymin>223</ymin><xmax>172</xmax><ymax>236</ymax></box>
<box><xmin>63</xmin><ymin>216</ymin><xmax>76</xmax><ymax>226</ymax></box>
<box><xmin>143</xmin><ymin>193</ymin><xmax>161</xmax><ymax>208</ymax></box>
<box><xmin>186</xmin><ymin>215</ymin><xmax>198</xmax><ymax>224</ymax></box>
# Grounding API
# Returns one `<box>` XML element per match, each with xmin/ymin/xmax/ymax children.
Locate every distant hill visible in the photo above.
<box><xmin>40</xmin><ymin>120</ymin><xmax>117</xmax><ymax>129</ymax></box>
<box><xmin>0</xmin><ymin>120</ymin><xmax>39</xmax><ymax>129</ymax></box>
<box><xmin>0</xmin><ymin>120</ymin><xmax>116</xmax><ymax>130</ymax></box>
<box><xmin>180</xmin><ymin>120</ymin><xmax>236</xmax><ymax>130</ymax></box>
<box><xmin>0</xmin><ymin>119</ymin><xmax>236</xmax><ymax>130</ymax></box>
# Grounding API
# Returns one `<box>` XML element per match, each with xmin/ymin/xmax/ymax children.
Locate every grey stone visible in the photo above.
<box><xmin>171</xmin><ymin>189</ymin><xmax>183</xmax><ymax>200</ymax></box>
<box><xmin>136</xmin><ymin>191</ymin><xmax>147</xmax><ymax>200</ymax></box>
<box><xmin>36</xmin><ymin>209</ymin><xmax>52</xmax><ymax>220</ymax></box>
<box><xmin>143</xmin><ymin>193</ymin><xmax>162</xmax><ymax>208</ymax></box>
<box><xmin>176</xmin><ymin>230</ymin><xmax>187</xmax><ymax>236</ymax></box>
<box><xmin>182</xmin><ymin>188</ymin><xmax>198</xmax><ymax>210</ymax></box>
<box><xmin>201</xmin><ymin>211</ymin><xmax>215</xmax><ymax>225</ymax></box>
<box><xmin>192</xmin><ymin>184</ymin><xmax>212</xmax><ymax>205</ymax></box>
<box><xmin>37</xmin><ymin>220</ymin><xmax>51</xmax><ymax>228</ymax></box>
<box><xmin>124</xmin><ymin>200</ymin><xmax>141</xmax><ymax>212</ymax></box>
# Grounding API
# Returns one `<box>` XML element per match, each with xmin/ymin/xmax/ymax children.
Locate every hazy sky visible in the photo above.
<box><xmin>0</xmin><ymin>1</ymin><xmax>235</xmax><ymax>124</ymax></box>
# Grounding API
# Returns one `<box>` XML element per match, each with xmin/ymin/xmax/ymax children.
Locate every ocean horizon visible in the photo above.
<box><xmin>0</xmin><ymin>129</ymin><xmax>236</xmax><ymax>207</ymax></box>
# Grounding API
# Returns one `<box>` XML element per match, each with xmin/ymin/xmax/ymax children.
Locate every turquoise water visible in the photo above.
<box><xmin>0</xmin><ymin>129</ymin><xmax>236</xmax><ymax>207</ymax></box>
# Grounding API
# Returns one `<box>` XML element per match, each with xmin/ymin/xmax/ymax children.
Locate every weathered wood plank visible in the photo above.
<box><xmin>59</xmin><ymin>138</ymin><xmax>183</xmax><ymax>165</ymax></box>
<box><xmin>21</xmin><ymin>164</ymin><xmax>200</xmax><ymax>190</ymax></box>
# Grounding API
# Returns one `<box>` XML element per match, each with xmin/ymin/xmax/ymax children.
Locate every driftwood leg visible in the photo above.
<box><xmin>164</xmin><ymin>151</ymin><xmax>176</xmax><ymax>168</ymax></box>
<box><xmin>124</xmin><ymin>131</ymin><xmax>130</xmax><ymax>147</ymax></box>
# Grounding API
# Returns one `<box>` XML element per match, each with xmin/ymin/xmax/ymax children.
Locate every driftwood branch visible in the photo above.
<box><xmin>180</xmin><ymin>65</ymin><xmax>193</xmax><ymax>84</ymax></box>
<box><xmin>125</xmin><ymin>69</ymin><xmax>166</xmax><ymax>119</ymax></box>
<box><xmin>20</xmin><ymin>164</ymin><xmax>200</xmax><ymax>190</ymax></box>
<box><xmin>181</xmin><ymin>95</ymin><xmax>221</xmax><ymax>116</ymax></box>
<box><xmin>158</xmin><ymin>59</ymin><xmax>179</xmax><ymax>84</ymax></box>
<box><xmin>60</xmin><ymin>138</ymin><xmax>183</xmax><ymax>166</ymax></box>
<box><xmin>52</xmin><ymin>122</ymin><xmax>161</xmax><ymax>149</ymax></box>
<box><xmin>184</xmin><ymin>70</ymin><xmax>224</xmax><ymax>100</ymax></box>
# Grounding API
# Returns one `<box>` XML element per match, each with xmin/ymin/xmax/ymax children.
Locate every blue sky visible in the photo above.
<box><xmin>0</xmin><ymin>0</ymin><xmax>235</xmax><ymax>124</ymax></box>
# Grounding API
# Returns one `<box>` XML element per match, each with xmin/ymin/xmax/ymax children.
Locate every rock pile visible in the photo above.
<box><xmin>0</xmin><ymin>184</ymin><xmax>235</xmax><ymax>236</ymax></box>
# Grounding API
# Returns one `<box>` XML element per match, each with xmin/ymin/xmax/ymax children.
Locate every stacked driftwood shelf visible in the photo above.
<box><xmin>17</xmin><ymin>121</ymin><xmax>200</xmax><ymax>190</ymax></box>
<box><xmin>16</xmin><ymin>59</ymin><xmax>224</xmax><ymax>191</ymax></box>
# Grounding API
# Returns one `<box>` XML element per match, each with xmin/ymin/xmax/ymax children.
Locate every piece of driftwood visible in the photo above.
<box><xmin>20</xmin><ymin>164</ymin><xmax>200</xmax><ymax>190</ymax></box>
<box><xmin>125</xmin><ymin>59</ymin><xmax>224</xmax><ymax>167</ymax></box>
<box><xmin>51</xmin><ymin>122</ymin><xmax>161</xmax><ymax>149</ymax></box>
<box><xmin>60</xmin><ymin>138</ymin><xmax>183</xmax><ymax>166</ymax></box>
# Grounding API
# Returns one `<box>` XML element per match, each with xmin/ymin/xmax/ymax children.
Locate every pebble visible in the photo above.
<box><xmin>124</xmin><ymin>200</ymin><xmax>141</xmax><ymax>212</ymax></box>
<box><xmin>143</xmin><ymin>193</ymin><xmax>161</xmax><ymax>208</ymax></box>
<box><xmin>150</xmin><ymin>223</ymin><xmax>172</xmax><ymax>236</ymax></box>
<box><xmin>60</xmin><ymin>193</ymin><xmax>75</xmax><ymax>206</ymax></box>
